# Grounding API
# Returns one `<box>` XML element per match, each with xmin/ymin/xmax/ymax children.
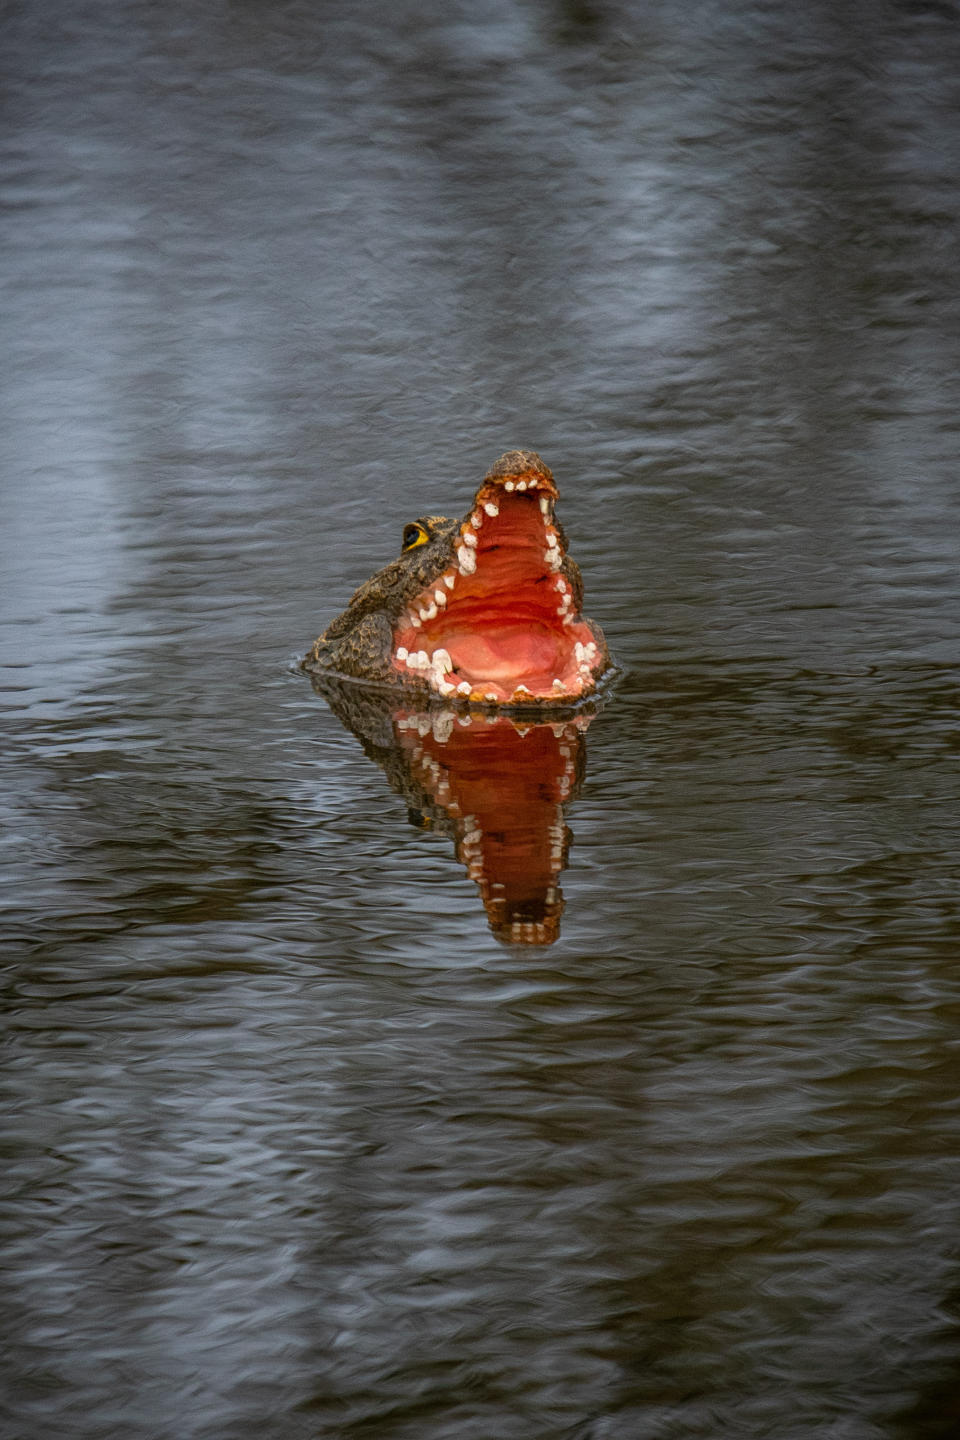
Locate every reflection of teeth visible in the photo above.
<box><xmin>458</xmin><ymin>546</ymin><xmax>476</xmax><ymax>575</ymax></box>
<box><xmin>457</xmin><ymin>714</ymin><xmax>472</xmax><ymax>726</ymax></box>
<box><xmin>483</xmin><ymin>501</ymin><xmax>499</xmax><ymax>517</ymax></box>
<box><xmin>396</xmin><ymin>646</ymin><xmax>408</xmax><ymax>661</ymax></box>
<box><xmin>432</xmin><ymin>648</ymin><xmax>453</xmax><ymax>673</ymax></box>
<box><xmin>418</xmin><ymin>716</ymin><xmax>432</xmax><ymax>737</ymax></box>
<box><xmin>434</xmin><ymin>589</ymin><xmax>446</xmax><ymax>607</ymax></box>
<box><xmin>462</xmin><ymin>529</ymin><xmax>477</xmax><ymax>548</ymax></box>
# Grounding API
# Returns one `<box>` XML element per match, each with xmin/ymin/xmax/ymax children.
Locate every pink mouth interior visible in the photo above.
<box><xmin>392</xmin><ymin>490</ymin><xmax>601</xmax><ymax>703</ymax></box>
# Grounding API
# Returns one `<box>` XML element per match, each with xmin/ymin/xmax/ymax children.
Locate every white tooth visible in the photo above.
<box><xmin>443</xmin><ymin>572</ymin><xmax>456</xmax><ymax>590</ymax></box>
<box><xmin>432</xmin><ymin>648</ymin><xmax>453</xmax><ymax>673</ymax></box>
<box><xmin>435</xmin><ymin>684</ymin><xmax>455</xmax><ymax>706</ymax></box>
<box><xmin>484</xmin><ymin>692</ymin><xmax>498</xmax><ymax>702</ymax></box>
<box><xmin>422</xmin><ymin>602</ymin><xmax>437</xmax><ymax>620</ymax></box>
<box><xmin>585</xmin><ymin>642</ymin><xmax>597</xmax><ymax>657</ymax></box>
<box><xmin>504</xmin><ymin>481</ymin><xmax>515</xmax><ymax>492</ymax></box>
<box><xmin>553</xmin><ymin>678</ymin><xmax>564</xmax><ymax>689</ymax></box>
<box><xmin>410</xmin><ymin>613</ymin><xmax>422</xmax><ymax>628</ymax></box>
<box><xmin>516</xmin><ymin>480</ymin><xmax>527</xmax><ymax>492</ymax></box>
<box><xmin>457</xmin><ymin>681</ymin><xmax>471</xmax><ymax>695</ymax></box>
<box><xmin>546</xmin><ymin>531</ymin><xmax>558</xmax><ymax>549</ymax></box>
<box><xmin>462</xmin><ymin>529</ymin><xmax>477</xmax><ymax>548</ymax></box>
<box><xmin>574</xmin><ymin>642</ymin><xmax>585</xmax><ymax>662</ymax></box>
<box><xmin>417</xmin><ymin>650</ymin><xmax>430</xmax><ymax>669</ymax></box>
<box><xmin>563</xmin><ymin>612</ymin><xmax>575</xmax><ymax>625</ymax></box>
<box><xmin>540</xmin><ymin>496</ymin><xmax>551</xmax><ymax>515</ymax></box>
<box><xmin>483</xmin><ymin>501</ymin><xmax>499</xmax><ymax>517</ymax></box>
<box><xmin>434</xmin><ymin>589</ymin><xmax>446</xmax><ymax>607</ymax></box>
<box><xmin>545</xmin><ymin>550</ymin><xmax>561</xmax><ymax>570</ymax></box>
<box><xmin>396</xmin><ymin>646</ymin><xmax>408</xmax><ymax>661</ymax></box>
<box><xmin>515</xmin><ymin>685</ymin><xmax>531</xmax><ymax>696</ymax></box>
<box><xmin>555</xmin><ymin>578</ymin><xmax>567</xmax><ymax>593</ymax></box>
<box><xmin>471</xmin><ymin>510</ymin><xmax>483</xmax><ymax>527</ymax></box>
<box><xmin>458</xmin><ymin>547</ymin><xmax>477</xmax><ymax>575</ymax></box>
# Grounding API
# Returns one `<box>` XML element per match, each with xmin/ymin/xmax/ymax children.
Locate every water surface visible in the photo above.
<box><xmin>3</xmin><ymin>3</ymin><xmax>960</xmax><ymax>1437</ymax></box>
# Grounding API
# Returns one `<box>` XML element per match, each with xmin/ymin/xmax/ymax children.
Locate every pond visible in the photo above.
<box><xmin>3</xmin><ymin>3</ymin><xmax>960</xmax><ymax>1437</ymax></box>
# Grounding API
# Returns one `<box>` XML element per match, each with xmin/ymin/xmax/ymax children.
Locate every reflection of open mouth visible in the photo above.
<box><xmin>306</xmin><ymin>675</ymin><xmax>597</xmax><ymax>946</ymax></box>
<box><xmin>395</xmin><ymin>708</ymin><xmax>591</xmax><ymax>945</ymax></box>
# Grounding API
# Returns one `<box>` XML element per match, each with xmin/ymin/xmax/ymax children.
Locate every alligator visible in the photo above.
<box><xmin>307</xmin><ymin>674</ymin><xmax>597</xmax><ymax>945</ymax></box>
<box><xmin>302</xmin><ymin>450</ymin><xmax>611</xmax><ymax>706</ymax></box>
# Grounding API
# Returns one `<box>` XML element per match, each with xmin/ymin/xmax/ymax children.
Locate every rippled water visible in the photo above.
<box><xmin>4</xmin><ymin>3</ymin><xmax>960</xmax><ymax>1437</ymax></box>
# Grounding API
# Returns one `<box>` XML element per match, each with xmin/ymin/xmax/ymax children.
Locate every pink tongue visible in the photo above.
<box><xmin>446</xmin><ymin>626</ymin><xmax>564</xmax><ymax>686</ymax></box>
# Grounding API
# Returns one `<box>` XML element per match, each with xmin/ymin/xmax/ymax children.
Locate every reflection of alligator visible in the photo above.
<box><xmin>302</xmin><ymin>450</ymin><xmax>611</xmax><ymax>707</ymax></box>
<box><xmin>310</xmin><ymin>676</ymin><xmax>597</xmax><ymax>945</ymax></box>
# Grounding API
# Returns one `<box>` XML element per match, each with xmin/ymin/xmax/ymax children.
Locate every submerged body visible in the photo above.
<box><xmin>303</xmin><ymin>450</ymin><xmax>611</xmax><ymax>706</ymax></box>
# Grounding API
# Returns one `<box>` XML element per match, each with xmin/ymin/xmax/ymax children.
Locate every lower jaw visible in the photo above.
<box><xmin>393</xmin><ymin>663</ymin><xmax>601</xmax><ymax>706</ymax></box>
<box><xmin>392</xmin><ymin>621</ymin><xmax>605</xmax><ymax>705</ymax></box>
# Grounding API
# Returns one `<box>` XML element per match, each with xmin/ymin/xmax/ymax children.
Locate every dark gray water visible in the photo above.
<box><xmin>4</xmin><ymin>2</ymin><xmax>960</xmax><ymax>1436</ymax></box>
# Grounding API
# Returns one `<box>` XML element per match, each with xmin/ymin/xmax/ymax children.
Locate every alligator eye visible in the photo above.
<box><xmin>402</xmin><ymin>522</ymin><xmax>430</xmax><ymax>551</ymax></box>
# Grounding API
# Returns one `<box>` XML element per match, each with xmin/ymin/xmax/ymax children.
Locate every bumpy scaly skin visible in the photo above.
<box><xmin>304</xmin><ymin>450</ymin><xmax>610</xmax><ymax>705</ymax></box>
<box><xmin>305</xmin><ymin>515</ymin><xmax>459</xmax><ymax>683</ymax></box>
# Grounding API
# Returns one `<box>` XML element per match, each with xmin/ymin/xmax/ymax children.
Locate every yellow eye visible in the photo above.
<box><xmin>402</xmin><ymin>522</ymin><xmax>430</xmax><ymax>551</ymax></box>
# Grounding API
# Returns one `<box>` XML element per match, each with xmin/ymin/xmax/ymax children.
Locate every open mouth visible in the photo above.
<box><xmin>391</xmin><ymin>468</ymin><xmax>605</xmax><ymax>704</ymax></box>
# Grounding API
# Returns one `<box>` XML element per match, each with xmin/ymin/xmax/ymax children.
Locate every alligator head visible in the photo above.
<box><xmin>303</xmin><ymin>450</ymin><xmax>611</xmax><ymax>706</ymax></box>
